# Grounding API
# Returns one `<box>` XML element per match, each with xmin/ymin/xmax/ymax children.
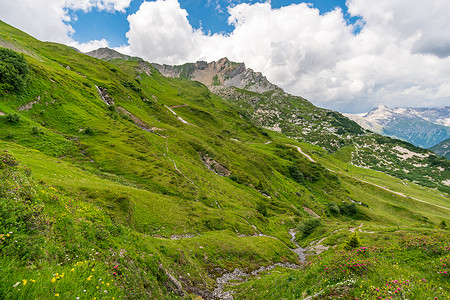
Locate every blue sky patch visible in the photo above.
<box><xmin>69</xmin><ymin>0</ymin><xmax>362</xmax><ymax>47</ymax></box>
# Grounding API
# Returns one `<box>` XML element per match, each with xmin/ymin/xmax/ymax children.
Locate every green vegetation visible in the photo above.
<box><xmin>0</xmin><ymin>20</ymin><xmax>449</xmax><ymax>299</ymax></box>
<box><xmin>298</xmin><ymin>218</ymin><xmax>321</xmax><ymax>237</ymax></box>
<box><xmin>0</xmin><ymin>47</ymin><xmax>29</xmax><ymax>94</ymax></box>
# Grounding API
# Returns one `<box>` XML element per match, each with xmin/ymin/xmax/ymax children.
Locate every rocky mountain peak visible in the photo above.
<box><xmin>152</xmin><ymin>57</ymin><xmax>279</xmax><ymax>94</ymax></box>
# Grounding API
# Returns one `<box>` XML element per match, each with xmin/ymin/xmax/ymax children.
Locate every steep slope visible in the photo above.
<box><xmin>430</xmin><ymin>138</ymin><xmax>450</xmax><ymax>160</ymax></box>
<box><xmin>344</xmin><ymin>105</ymin><xmax>450</xmax><ymax>148</ymax></box>
<box><xmin>146</xmin><ymin>58</ymin><xmax>450</xmax><ymax>194</ymax></box>
<box><xmin>1</xmin><ymin>21</ymin><xmax>450</xmax><ymax>300</ymax></box>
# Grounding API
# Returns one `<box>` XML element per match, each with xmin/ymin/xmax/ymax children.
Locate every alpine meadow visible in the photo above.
<box><xmin>0</xmin><ymin>20</ymin><xmax>449</xmax><ymax>300</ymax></box>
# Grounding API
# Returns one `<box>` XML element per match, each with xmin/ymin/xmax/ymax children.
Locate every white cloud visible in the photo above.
<box><xmin>2</xmin><ymin>0</ymin><xmax>449</xmax><ymax>113</ymax></box>
<box><xmin>69</xmin><ymin>38</ymin><xmax>110</xmax><ymax>52</ymax></box>
<box><xmin>0</xmin><ymin>0</ymin><xmax>130</xmax><ymax>50</ymax></box>
<box><xmin>120</xmin><ymin>0</ymin><xmax>450</xmax><ymax>113</ymax></box>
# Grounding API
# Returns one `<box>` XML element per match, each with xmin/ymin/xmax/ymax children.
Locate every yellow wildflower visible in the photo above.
<box><xmin>51</xmin><ymin>278</ymin><xmax>56</xmax><ymax>283</ymax></box>
<box><xmin>55</xmin><ymin>294</ymin><xmax>59</xmax><ymax>297</ymax></box>
<box><xmin>22</xmin><ymin>279</ymin><xmax>27</xmax><ymax>286</ymax></box>
<box><xmin>71</xmin><ymin>268</ymin><xmax>75</xmax><ymax>272</ymax></box>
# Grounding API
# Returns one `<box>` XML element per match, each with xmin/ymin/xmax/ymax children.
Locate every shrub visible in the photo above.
<box><xmin>0</xmin><ymin>48</ymin><xmax>29</xmax><ymax>94</ymax></box>
<box><xmin>289</xmin><ymin>165</ymin><xmax>305</xmax><ymax>184</ymax></box>
<box><xmin>328</xmin><ymin>203</ymin><xmax>340</xmax><ymax>215</ymax></box>
<box><xmin>229</xmin><ymin>174</ymin><xmax>239</xmax><ymax>182</ymax></box>
<box><xmin>5</xmin><ymin>113</ymin><xmax>20</xmax><ymax>123</ymax></box>
<box><xmin>339</xmin><ymin>202</ymin><xmax>357</xmax><ymax>216</ymax></box>
<box><xmin>5</xmin><ymin>131</ymin><xmax>14</xmax><ymax>139</ymax></box>
<box><xmin>30</xmin><ymin>126</ymin><xmax>43</xmax><ymax>135</ymax></box>
<box><xmin>345</xmin><ymin>232</ymin><xmax>362</xmax><ymax>249</ymax></box>
<box><xmin>84</xmin><ymin>127</ymin><xmax>94</xmax><ymax>135</ymax></box>
<box><xmin>0</xmin><ymin>150</ymin><xmax>18</xmax><ymax>168</ymax></box>
<box><xmin>298</xmin><ymin>218</ymin><xmax>321</xmax><ymax>237</ymax></box>
<box><xmin>256</xmin><ymin>202</ymin><xmax>268</xmax><ymax>217</ymax></box>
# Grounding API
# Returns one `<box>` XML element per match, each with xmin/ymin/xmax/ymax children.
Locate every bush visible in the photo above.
<box><xmin>298</xmin><ymin>218</ymin><xmax>321</xmax><ymax>237</ymax></box>
<box><xmin>0</xmin><ymin>150</ymin><xmax>18</xmax><ymax>168</ymax></box>
<box><xmin>83</xmin><ymin>127</ymin><xmax>94</xmax><ymax>135</ymax></box>
<box><xmin>5</xmin><ymin>131</ymin><xmax>15</xmax><ymax>139</ymax></box>
<box><xmin>30</xmin><ymin>126</ymin><xmax>43</xmax><ymax>135</ymax></box>
<box><xmin>339</xmin><ymin>202</ymin><xmax>357</xmax><ymax>216</ymax></box>
<box><xmin>344</xmin><ymin>232</ymin><xmax>362</xmax><ymax>249</ymax></box>
<box><xmin>328</xmin><ymin>203</ymin><xmax>340</xmax><ymax>215</ymax></box>
<box><xmin>5</xmin><ymin>113</ymin><xmax>20</xmax><ymax>123</ymax></box>
<box><xmin>289</xmin><ymin>165</ymin><xmax>305</xmax><ymax>184</ymax></box>
<box><xmin>256</xmin><ymin>202</ymin><xmax>268</xmax><ymax>217</ymax></box>
<box><xmin>0</xmin><ymin>48</ymin><xmax>29</xmax><ymax>94</ymax></box>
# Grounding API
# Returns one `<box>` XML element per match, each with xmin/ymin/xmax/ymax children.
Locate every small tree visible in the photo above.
<box><xmin>345</xmin><ymin>232</ymin><xmax>362</xmax><ymax>249</ymax></box>
<box><xmin>0</xmin><ymin>48</ymin><xmax>29</xmax><ymax>94</ymax></box>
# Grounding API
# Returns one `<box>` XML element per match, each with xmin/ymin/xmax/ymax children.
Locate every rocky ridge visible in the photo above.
<box><xmin>152</xmin><ymin>57</ymin><xmax>278</xmax><ymax>94</ymax></box>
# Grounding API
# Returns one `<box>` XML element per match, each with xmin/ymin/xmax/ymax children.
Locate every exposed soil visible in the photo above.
<box><xmin>17</xmin><ymin>96</ymin><xmax>40</xmax><ymax>111</ymax></box>
<box><xmin>201</xmin><ymin>154</ymin><xmax>231</xmax><ymax>176</ymax></box>
<box><xmin>95</xmin><ymin>85</ymin><xmax>114</xmax><ymax>106</ymax></box>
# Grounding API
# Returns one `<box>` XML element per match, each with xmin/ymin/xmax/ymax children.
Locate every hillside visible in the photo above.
<box><xmin>149</xmin><ymin>57</ymin><xmax>450</xmax><ymax>194</ymax></box>
<box><xmin>344</xmin><ymin>105</ymin><xmax>450</xmax><ymax>148</ymax></box>
<box><xmin>430</xmin><ymin>138</ymin><xmax>450</xmax><ymax>160</ymax></box>
<box><xmin>1</xmin><ymin>21</ymin><xmax>450</xmax><ymax>300</ymax></box>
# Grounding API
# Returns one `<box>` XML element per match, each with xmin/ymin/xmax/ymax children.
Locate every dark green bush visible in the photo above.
<box><xmin>0</xmin><ymin>48</ymin><xmax>29</xmax><ymax>94</ymax></box>
<box><xmin>30</xmin><ymin>126</ymin><xmax>43</xmax><ymax>135</ymax></box>
<box><xmin>298</xmin><ymin>218</ymin><xmax>321</xmax><ymax>237</ymax></box>
<box><xmin>84</xmin><ymin>127</ymin><xmax>94</xmax><ymax>135</ymax></box>
<box><xmin>5</xmin><ymin>113</ymin><xmax>20</xmax><ymax>123</ymax></box>
<box><xmin>339</xmin><ymin>202</ymin><xmax>357</xmax><ymax>215</ymax></box>
<box><xmin>256</xmin><ymin>202</ymin><xmax>268</xmax><ymax>217</ymax></box>
<box><xmin>289</xmin><ymin>165</ymin><xmax>305</xmax><ymax>184</ymax></box>
<box><xmin>328</xmin><ymin>203</ymin><xmax>340</xmax><ymax>215</ymax></box>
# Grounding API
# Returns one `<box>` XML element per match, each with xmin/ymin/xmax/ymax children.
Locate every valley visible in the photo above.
<box><xmin>0</xmin><ymin>20</ymin><xmax>449</xmax><ymax>300</ymax></box>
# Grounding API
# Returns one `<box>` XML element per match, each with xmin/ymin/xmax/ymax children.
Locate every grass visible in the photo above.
<box><xmin>0</xmin><ymin>20</ymin><xmax>449</xmax><ymax>299</ymax></box>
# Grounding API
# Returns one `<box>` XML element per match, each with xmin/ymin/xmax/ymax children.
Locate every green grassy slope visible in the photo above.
<box><xmin>0</xmin><ymin>20</ymin><xmax>449</xmax><ymax>299</ymax></box>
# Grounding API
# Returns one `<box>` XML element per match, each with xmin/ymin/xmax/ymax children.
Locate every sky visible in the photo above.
<box><xmin>0</xmin><ymin>0</ymin><xmax>449</xmax><ymax>113</ymax></box>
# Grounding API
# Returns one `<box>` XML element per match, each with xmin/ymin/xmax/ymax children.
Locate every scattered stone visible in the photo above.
<box><xmin>201</xmin><ymin>154</ymin><xmax>231</xmax><ymax>176</ymax></box>
<box><xmin>17</xmin><ymin>96</ymin><xmax>40</xmax><ymax>111</ymax></box>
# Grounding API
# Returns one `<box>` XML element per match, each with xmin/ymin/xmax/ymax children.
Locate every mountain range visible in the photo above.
<box><xmin>344</xmin><ymin>105</ymin><xmax>450</xmax><ymax>149</ymax></box>
<box><xmin>1</xmin><ymin>20</ymin><xmax>449</xmax><ymax>299</ymax></box>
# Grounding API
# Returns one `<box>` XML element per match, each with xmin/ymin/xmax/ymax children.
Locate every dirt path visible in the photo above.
<box><xmin>324</xmin><ymin>164</ymin><xmax>450</xmax><ymax>212</ymax></box>
<box><xmin>303</xmin><ymin>206</ymin><xmax>320</xmax><ymax>218</ymax></box>
<box><xmin>353</xmin><ymin>177</ymin><xmax>450</xmax><ymax>211</ymax></box>
<box><xmin>164</xmin><ymin>105</ymin><xmax>196</xmax><ymax>126</ymax></box>
<box><xmin>349</xmin><ymin>223</ymin><xmax>364</xmax><ymax>233</ymax></box>
<box><xmin>286</xmin><ymin>144</ymin><xmax>316</xmax><ymax>163</ymax></box>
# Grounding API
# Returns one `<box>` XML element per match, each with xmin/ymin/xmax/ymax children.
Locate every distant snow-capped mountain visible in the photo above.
<box><xmin>344</xmin><ymin>106</ymin><xmax>450</xmax><ymax>149</ymax></box>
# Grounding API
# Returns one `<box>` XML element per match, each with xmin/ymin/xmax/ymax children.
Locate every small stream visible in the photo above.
<box><xmin>213</xmin><ymin>229</ymin><xmax>307</xmax><ymax>299</ymax></box>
